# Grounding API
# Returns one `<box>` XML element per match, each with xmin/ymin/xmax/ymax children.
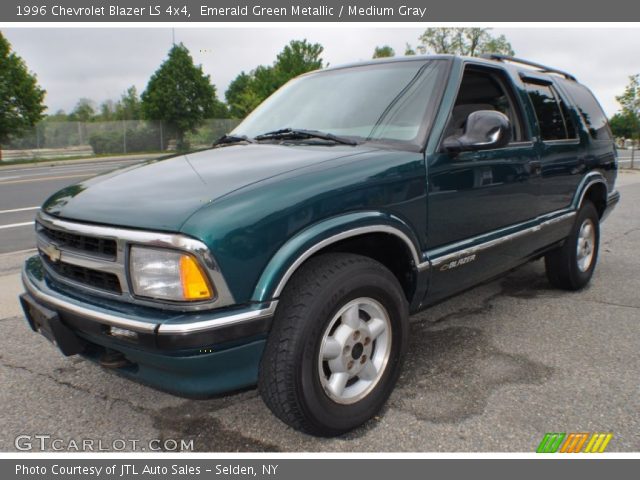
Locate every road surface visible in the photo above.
<box><xmin>0</xmin><ymin>157</ymin><xmax>153</xmax><ymax>255</ymax></box>
<box><xmin>617</xmin><ymin>150</ymin><xmax>638</xmax><ymax>168</ymax></box>
<box><xmin>0</xmin><ymin>161</ymin><xmax>638</xmax><ymax>452</ymax></box>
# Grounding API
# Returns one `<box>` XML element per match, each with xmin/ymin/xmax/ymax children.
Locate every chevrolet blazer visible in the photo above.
<box><xmin>20</xmin><ymin>54</ymin><xmax>620</xmax><ymax>436</ymax></box>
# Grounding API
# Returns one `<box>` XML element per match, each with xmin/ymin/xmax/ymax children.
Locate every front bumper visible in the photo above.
<box><xmin>20</xmin><ymin>255</ymin><xmax>275</xmax><ymax>397</ymax></box>
<box><xmin>603</xmin><ymin>190</ymin><xmax>621</xmax><ymax>221</ymax></box>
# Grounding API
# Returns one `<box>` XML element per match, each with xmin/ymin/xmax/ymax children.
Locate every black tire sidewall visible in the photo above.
<box><xmin>568</xmin><ymin>203</ymin><xmax>600</xmax><ymax>287</ymax></box>
<box><xmin>295</xmin><ymin>264</ymin><xmax>408</xmax><ymax>435</ymax></box>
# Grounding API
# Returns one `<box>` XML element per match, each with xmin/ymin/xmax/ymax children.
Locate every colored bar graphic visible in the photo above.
<box><xmin>537</xmin><ymin>433</ymin><xmax>566</xmax><ymax>453</ymax></box>
<box><xmin>584</xmin><ymin>433</ymin><xmax>613</xmax><ymax>453</ymax></box>
<box><xmin>572</xmin><ymin>433</ymin><xmax>589</xmax><ymax>453</ymax></box>
<box><xmin>538</xmin><ymin>433</ymin><xmax>613</xmax><ymax>453</ymax></box>
<box><xmin>560</xmin><ymin>433</ymin><xmax>589</xmax><ymax>453</ymax></box>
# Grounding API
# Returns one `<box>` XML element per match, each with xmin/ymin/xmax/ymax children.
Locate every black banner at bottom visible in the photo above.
<box><xmin>5</xmin><ymin>459</ymin><xmax>639</xmax><ymax>480</ymax></box>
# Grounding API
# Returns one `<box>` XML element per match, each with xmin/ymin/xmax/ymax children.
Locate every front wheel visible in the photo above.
<box><xmin>545</xmin><ymin>201</ymin><xmax>600</xmax><ymax>290</ymax></box>
<box><xmin>258</xmin><ymin>253</ymin><xmax>409</xmax><ymax>436</ymax></box>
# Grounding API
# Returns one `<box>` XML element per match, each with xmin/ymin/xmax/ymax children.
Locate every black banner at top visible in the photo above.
<box><xmin>1</xmin><ymin>0</ymin><xmax>640</xmax><ymax>22</ymax></box>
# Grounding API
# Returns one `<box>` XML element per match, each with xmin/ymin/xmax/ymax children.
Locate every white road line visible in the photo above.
<box><xmin>0</xmin><ymin>221</ymin><xmax>34</xmax><ymax>230</ymax></box>
<box><xmin>0</xmin><ymin>248</ymin><xmax>37</xmax><ymax>258</ymax></box>
<box><xmin>0</xmin><ymin>206</ymin><xmax>40</xmax><ymax>214</ymax></box>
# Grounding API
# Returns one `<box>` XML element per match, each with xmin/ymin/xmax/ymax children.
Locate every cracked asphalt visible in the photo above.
<box><xmin>1</xmin><ymin>172</ymin><xmax>638</xmax><ymax>452</ymax></box>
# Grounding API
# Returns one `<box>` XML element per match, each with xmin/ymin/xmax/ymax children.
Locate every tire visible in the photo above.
<box><xmin>545</xmin><ymin>201</ymin><xmax>600</xmax><ymax>290</ymax></box>
<box><xmin>258</xmin><ymin>253</ymin><xmax>409</xmax><ymax>436</ymax></box>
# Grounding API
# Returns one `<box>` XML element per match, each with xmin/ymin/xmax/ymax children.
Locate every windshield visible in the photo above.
<box><xmin>231</xmin><ymin>60</ymin><xmax>447</xmax><ymax>147</ymax></box>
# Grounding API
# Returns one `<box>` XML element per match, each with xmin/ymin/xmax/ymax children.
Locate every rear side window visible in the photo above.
<box><xmin>562</xmin><ymin>82</ymin><xmax>612</xmax><ymax>140</ymax></box>
<box><xmin>524</xmin><ymin>83</ymin><xmax>576</xmax><ymax>141</ymax></box>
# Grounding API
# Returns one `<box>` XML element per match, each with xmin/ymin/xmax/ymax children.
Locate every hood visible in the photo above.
<box><xmin>42</xmin><ymin>144</ymin><xmax>373</xmax><ymax>231</ymax></box>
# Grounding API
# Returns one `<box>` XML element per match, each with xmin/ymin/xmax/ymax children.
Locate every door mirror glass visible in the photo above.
<box><xmin>443</xmin><ymin>110</ymin><xmax>512</xmax><ymax>153</ymax></box>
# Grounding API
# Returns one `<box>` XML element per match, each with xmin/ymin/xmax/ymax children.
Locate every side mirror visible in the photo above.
<box><xmin>443</xmin><ymin>110</ymin><xmax>512</xmax><ymax>153</ymax></box>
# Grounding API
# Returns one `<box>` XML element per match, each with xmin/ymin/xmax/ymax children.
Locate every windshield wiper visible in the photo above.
<box><xmin>254</xmin><ymin>128</ymin><xmax>358</xmax><ymax>146</ymax></box>
<box><xmin>213</xmin><ymin>134</ymin><xmax>255</xmax><ymax>147</ymax></box>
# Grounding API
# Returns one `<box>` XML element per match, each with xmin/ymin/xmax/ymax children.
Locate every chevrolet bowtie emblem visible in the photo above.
<box><xmin>41</xmin><ymin>243</ymin><xmax>62</xmax><ymax>263</ymax></box>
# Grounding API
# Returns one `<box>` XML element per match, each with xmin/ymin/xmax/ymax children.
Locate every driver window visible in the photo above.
<box><xmin>445</xmin><ymin>66</ymin><xmax>527</xmax><ymax>143</ymax></box>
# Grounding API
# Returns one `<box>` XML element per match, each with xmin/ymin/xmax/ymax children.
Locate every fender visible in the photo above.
<box><xmin>251</xmin><ymin>211</ymin><xmax>429</xmax><ymax>303</ymax></box>
<box><xmin>571</xmin><ymin>171</ymin><xmax>608</xmax><ymax>211</ymax></box>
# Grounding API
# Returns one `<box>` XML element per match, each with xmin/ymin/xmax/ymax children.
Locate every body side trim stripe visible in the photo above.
<box><xmin>157</xmin><ymin>302</ymin><xmax>278</xmax><ymax>334</ymax></box>
<box><xmin>427</xmin><ymin>170</ymin><xmax>609</xmax><ymax>266</ymax></box>
<box><xmin>428</xmin><ymin>210</ymin><xmax>576</xmax><ymax>267</ymax></box>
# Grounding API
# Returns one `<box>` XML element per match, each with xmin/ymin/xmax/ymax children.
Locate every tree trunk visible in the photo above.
<box><xmin>176</xmin><ymin>130</ymin><xmax>189</xmax><ymax>152</ymax></box>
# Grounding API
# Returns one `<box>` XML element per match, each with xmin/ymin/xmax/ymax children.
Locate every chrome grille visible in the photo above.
<box><xmin>36</xmin><ymin>216</ymin><xmax>125</xmax><ymax>298</ymax></box>
<box><xmin>38</xmin><ymin>223</ymin><xmax>117</xmax><ymax>259</ymax></box>
<box><xmin>42</xmin><ymin>256</ymin><xmax>122</xmax><ymax>294</ymax></box>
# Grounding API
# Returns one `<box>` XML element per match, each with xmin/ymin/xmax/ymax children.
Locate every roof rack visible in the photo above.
<box><xmin>479</xmin><ymin>54</ymin><xmax>577</xmax><ymax>81</ymax></box>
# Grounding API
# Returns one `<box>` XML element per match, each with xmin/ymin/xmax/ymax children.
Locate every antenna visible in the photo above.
<box><xmin>172</xmin><ymin>28</ymin><xmax>175</xmax><ymax>46</ymax></box>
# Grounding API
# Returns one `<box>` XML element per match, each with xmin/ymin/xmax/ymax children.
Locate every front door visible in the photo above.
<box><xmin>424</xmin><ymin>64</ymin><xmax>538</xmax><ymax>302</ymax></box>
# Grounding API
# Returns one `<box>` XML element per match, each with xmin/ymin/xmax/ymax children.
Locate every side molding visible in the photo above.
<box><xmin>252</xmin><ymin>212</ymin><xmax>428</xmax><ymax>303</ymax></box>
<box><xmin>572</xmin><ymin>171</ymin><xmax>608</xmax><ymax>210</ymax></box>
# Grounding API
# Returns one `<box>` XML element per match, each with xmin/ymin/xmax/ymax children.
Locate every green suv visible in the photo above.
<box><xmin>20</xmin><ymin>54</ymin><xmax>620</xmax><ymax>436</ymax></box>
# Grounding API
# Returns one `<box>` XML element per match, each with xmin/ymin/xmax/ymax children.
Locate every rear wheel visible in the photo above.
<box><xmin>258</xmin><ymin>253</ymin><xmax>409</xmax><ymax>436</ymax></box>
<box><xmin>545</xmin><ymin>201</ymin><xmax>600</xmax><ymax>290</ymax></box>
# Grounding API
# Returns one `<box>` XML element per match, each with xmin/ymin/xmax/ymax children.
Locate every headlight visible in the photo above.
<box><xmin>129</xmin><ymin>246</ymin><xmax>213</xmax><ymax>301</ymax></box>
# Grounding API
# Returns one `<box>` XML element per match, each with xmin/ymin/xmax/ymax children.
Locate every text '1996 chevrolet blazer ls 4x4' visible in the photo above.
<box><xmin>20</xmin><ymin>54</ymin><xmax>620</xmax><ymax>436</ymax></box>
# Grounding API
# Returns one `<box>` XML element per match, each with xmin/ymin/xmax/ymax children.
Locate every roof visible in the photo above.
<box><xmin>319</xmin><ymin>54</ymin><xmax>577</xmax><ymax>83</ymax></box>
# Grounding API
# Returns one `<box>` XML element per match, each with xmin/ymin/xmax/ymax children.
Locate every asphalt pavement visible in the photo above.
<box><xmin>617</xmin><ymin>149</ymin><xmax>638</xmax><ymax>169</ymax></box>
<box><xmin>0</xmin><ymin>162</ymin><xmax>638</xmax><ymax>452</ymax></box>
<box><xmin>0</xmin><ymin>156</ymin><xmax>156</xmax><ymax>255</ymax></box>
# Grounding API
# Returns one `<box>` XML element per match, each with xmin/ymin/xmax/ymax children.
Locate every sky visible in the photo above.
<box><xmin>2</xmin><ymin>27</ymin><xmax>639</xmax><ymax>117</ymax></box>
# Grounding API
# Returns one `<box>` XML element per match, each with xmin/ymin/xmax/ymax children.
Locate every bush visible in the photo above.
<box><xmin>89</xmin><ymin>123</ymin><xmax>162</xmax><ymax>154</ymax></box>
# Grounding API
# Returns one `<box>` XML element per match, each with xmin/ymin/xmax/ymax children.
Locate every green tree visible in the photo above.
<box><xmin>272</xmin><ymin>39</ymin><xmax>323</xmax><ymax>83</ymax></box>
<box><xmin>373</xmin><ymin>45</ymin><xmax>395</xmax><ymax>59</ymax></box>
<box><xmin>610</xmin><ymin>111</ymin><xmax>638</xmax><ymax>140</ymax></box>
<box><xmin>404</xmin><ymin>43</ymin><xmax>416</xmax><ymax>56</ymax></box>
<box><xmin>0</xmin><ymin>32</ymin><xmax>46</xmax><ymax>157</ymax></box>
<box><xmin>225</xmin><ymin>39</ymin><xmax>324</xmax><ymax>118</ymax></box>
<box><xmin>250</xmin><ymin>65</ymin><xmax>281</xmax><ymax>104</ymax></box>
<box><xmin>46</xmin><ymin>109</ymin><xmax>68</xmax><ymax>122</ymax></box>
<box><xmin>225</xmin><ymin>72</ymin><xmax>258</xmax><ymax>118</ymax></box>
<box><xmin>99</xmin><ymin>99</ymin><xmax>117</xmax><ymax>121</ymax></box>
<box><xmin>615</xmin><ymin>74</ymin><xmax>640</xmax><ymax>166</ymax></box>
<box><xmin>416</xmin><ymin>28</ymin><xmax>514</xmax><ymax>56</ymax></box>
<box><xmin>141</xmin><ymin>43</ymin><xmax>226</xmax><ymax>150</ymax></box>
<box><xmin>116</xmin><ymin>86</ymin><xmax>142</xmax><ymax>120</ymax></box>
<box><xmin>615</xmin><ymin>75</ymin><xmax>640</xmax><ymax>135</ymax></box>
<box><xmin>69</xmin><ymin>98</ymin><xmax>96</xmax><ymax>122</ymax></box>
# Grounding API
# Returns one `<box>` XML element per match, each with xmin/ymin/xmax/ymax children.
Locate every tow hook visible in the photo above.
<box><xmin>99</xmin><ymin>349</ymin><xmax>132</xmax><ymax>369</ymax></box>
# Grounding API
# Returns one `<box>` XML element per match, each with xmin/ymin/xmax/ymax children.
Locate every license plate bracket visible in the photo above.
<box><xmin>20</xmin><ymin>293</ymin><xmax>86</xmax><ymax>356</ymax></box>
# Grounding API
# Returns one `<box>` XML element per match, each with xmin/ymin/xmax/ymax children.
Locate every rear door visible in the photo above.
<box><xmin>521</xmin><ymin>76</ymin><xmax>583</xmax><ymax>215</ymax></box>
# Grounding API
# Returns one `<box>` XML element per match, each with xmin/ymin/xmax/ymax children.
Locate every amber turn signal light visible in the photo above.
<box><xmin>179</xmin><ymin>255</ymin><xmax>213</xmax><ymax>300</ymax></box>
